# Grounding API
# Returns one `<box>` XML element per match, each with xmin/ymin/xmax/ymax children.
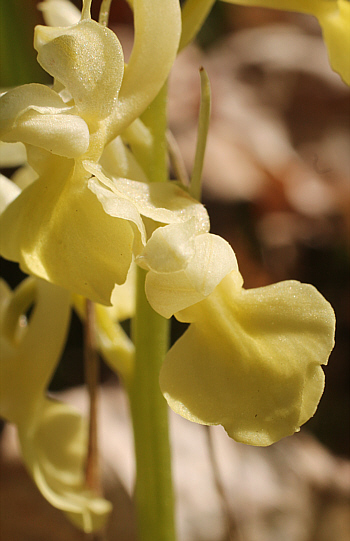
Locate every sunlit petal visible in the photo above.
<box><xmin>107</xmin><ymin>0</ymin><xmax>182</xmax><ymax>138</ymax></box>
<box><xmin>160</xmin><ymin>272</ymin><xmax>335</xmax><ymax>445</ymax></box>
<box><xmin>85</xmin><ymin>161</ymin><xmax>209</xmax><ymax>230</ymax></box>
<box><xmin>0</xmin><ymin>278</ymin><xmax>111</xmax><ymax>531</ymax></box>
<box><xmin>222</xmin><ymin>0</ymin><xmax>350</xmax><ymax>84</ymax></box>
<box><xmin>144</xmin><ymin>233</ymin><xmax>238</xmax><ymax>318</ymax></box>
<box><xmin>34</xmin><ymin>20</ymin><xmax>124</xmax><ymax>121</ymax></box>
<box><xmin>0</xmin><ymin>278</ymin><xmax>70</xmax><ymax>425</ymax></box>
<box><xmin>19</xmin><ymin>399</ymin><xmax>112</xmax><ymax>533</ymax></box>
<box><xmin>0</xmin><ymin>158</ymin><xmax>134</xmax><ymax>304</ymax></box>
<box><xmin>38</xmin><ymin>0</ymin><xmax>81</xmax><ymax>27</ymax></box>
<box><xmin>100</xmin><ymin>136</ymin><xmax>148</xmax><ymax>183</ymax></box>
<box><xmin>0</xmin><ymin>84</ymin><xmax>89</xmax><ymax>157</ymax></box>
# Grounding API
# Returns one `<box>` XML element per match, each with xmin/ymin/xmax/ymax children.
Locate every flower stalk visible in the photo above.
<box><xmin>129</xmin><ymin>267</ymin><xmax>175</xmax><ymax>541</ymax></box>
<box><xmin>128</xmin><ymin>84</ymin><xmax>176</xmax><ymax>541</ymax></box>
<box><xmin>84</xmin><ymin>299</ymin><xmax>101</xmax><ymax>496</ymax></box>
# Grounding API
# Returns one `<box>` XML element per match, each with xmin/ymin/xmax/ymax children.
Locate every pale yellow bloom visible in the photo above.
<box><xmin>0</xmin><ymin>0</ymin><xmax>182</xmax><ymax>304</ymax></box>
<box><xmin>160</xmin><ymin>270</ymin><xmax>336</xmax><ymax>446</ymax></box>
<box><xmin>222</xmin><ymin>0</ymin><xmax>350</xmax><ymax>84</ymax></box>
<box><xmin>0</xmin><ymin>277</ymin><xmax>111</xmax><ymax>531</ymax></box>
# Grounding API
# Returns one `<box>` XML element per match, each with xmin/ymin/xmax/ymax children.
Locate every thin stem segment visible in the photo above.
<box><xmin>128</xmin><ymin>82</ymin><xmax>176</xmax><ymax>541</ymax></box>
<box><xmin>190</xmin><ymin>68</ymin><xmax>211</xmax><ymax>201</ymax></box>
<box><xmin>84</xmin><ymin>299</ymin><xmax>101</xmax><ymax>496</ymax></box>
<box><xmin>129</xmin><ymin>268</ymin><xmax>175</xmax><ymax>541</ymax></box>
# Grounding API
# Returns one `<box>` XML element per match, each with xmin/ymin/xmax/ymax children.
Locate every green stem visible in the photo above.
<box><xmin>129</xmin><ymin>268</ymin><xmax>175</xmax><ymax>541</ymax></box>
<box><xmin>190</xmin><ymin>68</ymin><xmax>211</xmax><ymax>201</ymax></box>
<box><xmin>128</xmin><ymin>83</ymin><xmax>176</xmax><ymax>541</ymax></box>
<box><xmin>138</xmin><ymin>83</ymin><xmax>168</xmax><ymax>183</ymax></box>
<box><xmin>84</xmin><ymin>300</ymin><xmax>101</xmax><ymax>497</ymax></box>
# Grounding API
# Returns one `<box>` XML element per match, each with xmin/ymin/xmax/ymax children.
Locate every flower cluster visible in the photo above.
<box><xmin>0</xmin><ymin>0</ymin><xmax>343</xmax><ymax>534</ymax></box>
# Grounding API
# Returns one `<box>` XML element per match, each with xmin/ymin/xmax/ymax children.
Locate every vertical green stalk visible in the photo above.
<box><xmin>128</xmin><ymin>83</ymin><xmax>176</xmax><ymax>541</ymax></box>
<box><xmin>190</xmin><ymin>68</ymin><xmax>211</xmax><ymax>201</ymax></box>
<box><xmin>84</xmin><ymin>299</ymin><xmax>101</xmax><ymax>497</ymax></box>
<box><xmin>138</xmin><ymin>82</ymin><xmax>168</xmax><ymax>183</ymax></box>
<box><xmin>129</xmin><ymin>268</ymin><xmax>175</xmax><ymax>541</ymax></box>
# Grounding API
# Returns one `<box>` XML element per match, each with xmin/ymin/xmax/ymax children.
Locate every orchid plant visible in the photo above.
<box><xmin>0</xmin><ymin>0</ymin><xmax>346</xmax><ymax>539</ymax></box>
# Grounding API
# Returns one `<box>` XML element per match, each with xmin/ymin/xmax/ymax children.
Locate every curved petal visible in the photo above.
<box><xmin>0</xmin><ymin>157</ymin><xmax>134</xmax><ymax>304</ymax></box>
<box><xmin>85</xmin><ymin>162</ymin><xmax>209</xmax><ymax>230</ymax></box>
<box><xmin>18</xmin><ymin>399</ymin><xmax>112</xmax><ymax>533</ymax></box>
<box><xmin>87</xmin><ymin>170</ymin><xmax>147</xmax><ymax>255</ymax></box>
<box><xmin>6</xmin><ymin>110</ymin><xmax>90</xmax><ymax>158</ymax></box>
<box><xmin>144</xmin><ymin>233</ymin><xmax>238</xmax><ymax>318</ymax></box>
<box><xmin>0</xmin><ymin>278</ymin><xmax>70</xmax><ymax>425</ymax></box>
<box><xmin>38</xmin><ymin>0</ymin><xmax>81</xmax><ymax>27</ymax></box>
<box><xmin>222</xmin><ymin>0</ymin><xmax>350</xmax><ymax>84</ymax></box>
<box><xmin>318</xmin><ymin>0</ymin><xmax>350</xmax><ymax>85</ymax></box>
<box><xmin>180</xmin><ymin>0</ymin><xmax>216</xmax><ymax>51</ymax></box>
<box><xmin>160</xmin><ymin>272</ymin><xmax>335</xmax><ymax>445</ymax></box>
<box><xmin>0</xmin><ymin>278</ymin><xmax>111</xmax><ymax>532</ymax></box>
<box><xmin>34</xmin><ymin>19</ymin><xmax>124</xmax><ymax>121</ymax></box>
<box><xmin>100</xmin><ymin>136</ymin><xmax>148</xmax><ymax>183</ymax></box>
<box><xmin>0</xmin><ymin>84</ymin><xmax>89</xmax><ymax>157</ymax></box>
<box><xmin>107</xmin><ymin>0</ymin><xmax>182</xmax><ymax>139</ymax></box>
<box><xmin>138</xmin><ymin>219</ymin><xmax>201</xmax><ymax>274</ymax></box>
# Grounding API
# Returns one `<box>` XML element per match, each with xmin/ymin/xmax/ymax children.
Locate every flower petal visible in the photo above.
<box><xmin>0</xmin><ymin>84</ymin><xmax>89</xmax><ymax>157</ymax></box>
<box><xmin>107</xmin><ymin>0</ymin><xmax>181</xmax><ymax>138</ymax></box>
<box><xmin>0</xmin><ymin>277</ymin><xmax>111</xmax><ymax>532</ymax></box>
<box><xmin>85</xmin><ymin>161</ymin><xmax>209</xmax><ymax>230</ymax></box>
<box><xmin>34</xmin><ymin>19</ymin><xmax>124</xmax><ymax>121</ymax></box>
<box><xmin>18</xmin><ymin>398</ymin><xmax>112</xmax><ymax>533</ymax></box>
<box><xmin>160</xmin><ymin>272</ymin><xmax>335</xmax><ymax>445</ymax></box>
<box><xmin>144</xmin><ymin>233</ymin><xmax>238</xmax><ymax>318</ymax></box>
<box><xmin>222</xmin><ymin>0</ymin><xmax>350</xmax><ymax>84</ymax></box>
<box><xmin>38</xmin><ymin>0</ymin><xmax>81</xmax><ymax>27</ymax></box>
<box><xmin>318</xmin><ymin>0</ymin><xmax>350</xmax><ymax>85</ymax></box>
<box><xmin>0</xmin><ymin>157</ymin><xmax>134</xmax><ymax>304</ymax></box>
<box><xmin>137</xmin><ymin>219</ymin><xmax>200</xmax><ymax>274</ymax></box>
<box><xmin>0</xmin><ymin>278</ymin><xmax>70</xmax><ymax>425</ymax></box>
<box><xmin>100</xmin><ymin>136</ymin><xmax>148</xmax><ymax>183</ymax></box>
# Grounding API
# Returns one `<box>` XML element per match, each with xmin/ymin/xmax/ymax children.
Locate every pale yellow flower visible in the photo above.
<box><xmin>0</xmin><ymin>277</ymin><xmax>111</xmax><ymax>531</ymax></box>
<box><xmin>0</xmin><ymin>0</ymin><xmax>182</xmax><ymax>304</ymax></box>
<box><xmin>160</xmin><ymin>269</ymin><xmax>336</xmax><ymax>446</ymax></box>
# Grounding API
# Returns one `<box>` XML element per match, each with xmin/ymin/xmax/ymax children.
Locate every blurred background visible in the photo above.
<box><xmin>1</xmin><ymin>1</ymin><xmax>349</xmax><ymax>540</ymax></box>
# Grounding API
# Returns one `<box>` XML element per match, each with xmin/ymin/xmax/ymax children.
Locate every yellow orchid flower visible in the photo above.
<box><xmin>0</xmin><ymin>0</ymin><xmax>182</xmax><ymax>304</ymax></box>
<box><xmin>222</xmin><ymin>0</ymin><xmax>350</xmax><ymax>85</ymax></box>
<box><xmin>0</xmin><ymin>277</ymin><xmax>111</xmax><ymax>532</ymax></box>
<box><xmin>159</xmin><ymin>268</ymin><xmax>335</xmax><ymax>446</ymax></box>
